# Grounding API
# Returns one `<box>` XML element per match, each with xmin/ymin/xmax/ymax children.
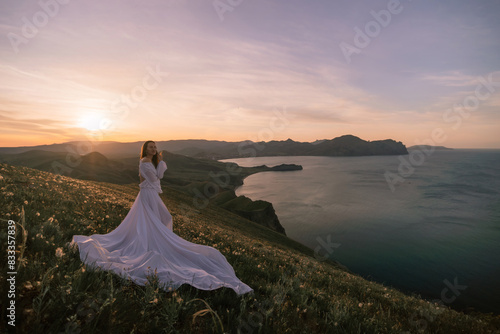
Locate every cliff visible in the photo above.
<box><xmin>214</xmin><ymin>190</ymin><xmax>286</xmax><ymax>235</ymax></box>
<box><xmin>1</xmin><ymin>163</ymin><xmax>498</xmax><ymax>333</ymax></box>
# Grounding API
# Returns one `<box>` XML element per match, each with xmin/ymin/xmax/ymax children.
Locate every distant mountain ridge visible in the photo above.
<box><xmin>407</xmin><ymin>145</ymin><xmax>453</xmax><ymax>151</ymax></box>
<box><xmin>0</xmin><ymin>135</ymin><xmax>408</xmax><ymax>159</ymax></box>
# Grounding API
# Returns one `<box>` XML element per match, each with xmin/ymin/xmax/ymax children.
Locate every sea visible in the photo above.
<box><xmin>221</xmin><ymin>149</ymin><xmax>500</xmax><ymax>314</ymax></box>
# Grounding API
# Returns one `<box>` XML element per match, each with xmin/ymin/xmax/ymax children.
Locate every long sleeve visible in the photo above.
<box><xmin>156</xmin><ymin>161</ymin><xmax>167</xmax><ymax>179</ymax></box>
<box><xmin>140</xmin><ymin>162</ymin><xmax>159</xmax><ymax>184</ymax></box>
<box><xmin>139</xmin><ymin>161</ymin><xmax>167</xmax><ymax>193</ymax></box>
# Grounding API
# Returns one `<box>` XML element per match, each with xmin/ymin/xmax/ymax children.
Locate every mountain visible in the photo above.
<box><xmin>308</xmin><ymin>135</ymin><xmax>408</xmax><ymax>156</ymax></box>
<box><xmin>1</xmin><ymin>163</ymin><xmax>497</xmax><ymax>333</ymax></box>
<box><xmin>407</xmin><ymin>145</ymin><xmax>453</xmax><ymax>151</ymax></box>
<box><xmin>0</xmin><ymin>135</ymin><xmax>408</xmax><ymax>159</ymax></box>
<box><xmin>0</xmin><ymin>149</ymin><xmax>303</xmax><ymax>234</ymax></box>
<box><xmin>0</xmin><ymin>149</ymin><xmax>137</xmax><ymax>184</ymax></box>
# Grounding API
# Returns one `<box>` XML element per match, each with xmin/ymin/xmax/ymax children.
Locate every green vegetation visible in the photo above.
<box><xmin>1</xmin><ymin>163</ymin><xmax>499</xmax><ymax>333</ymax></box>
<box><xmin>0</xmin><ymin>150</ymin><xmax>301</xmax><ymax>234</ymax></box>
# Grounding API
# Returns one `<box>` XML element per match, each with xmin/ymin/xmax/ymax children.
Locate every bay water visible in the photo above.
<box><xmin>221</xmin><ymin>150</ymin><xmax>500</xmax><ymax>314</ymax></box>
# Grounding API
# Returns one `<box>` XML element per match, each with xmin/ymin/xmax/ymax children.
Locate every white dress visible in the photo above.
<box><xmin>71</xmin><ymin>160</ymin><xmax>253</xmax><ymax>295</ymax></box>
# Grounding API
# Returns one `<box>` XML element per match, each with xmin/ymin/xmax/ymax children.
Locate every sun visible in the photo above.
<box><xmin>77</xmin><ymin>113</ymin><xmax>103</xmax><ymax>131</ymax></box>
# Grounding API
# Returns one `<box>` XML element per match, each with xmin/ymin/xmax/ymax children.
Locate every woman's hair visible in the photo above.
<box><xmin>140</xmin><ymin>140</ymin><xmax>161</xmax><ymax>168</ymax></box>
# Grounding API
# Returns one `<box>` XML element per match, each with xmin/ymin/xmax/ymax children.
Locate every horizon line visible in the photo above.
<box><xmin>0</xmin><ymin>138</ymin><xmax>499</xmax><ymax>150</ymax></box>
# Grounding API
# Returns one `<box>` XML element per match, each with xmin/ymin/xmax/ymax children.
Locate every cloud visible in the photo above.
<box><xmin>420</xmin><ymin>71</ymin><xmax>480</xmax><ymax>87</ymax></box>
<box><xmin>0</xmin><ymin>111</ymin><xmax>71</xmax><ymax>135</ymax></box>
<box><xmin>0</xmin><ymin>0</ymin><xmax>499</xmax><ymax>147</ymax></box>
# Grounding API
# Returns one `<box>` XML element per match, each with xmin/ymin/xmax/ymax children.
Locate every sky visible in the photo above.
<box><xmin>1</xmin><ymin>0</ymin><xmax>499</xmax><ymax>148</ymax></box>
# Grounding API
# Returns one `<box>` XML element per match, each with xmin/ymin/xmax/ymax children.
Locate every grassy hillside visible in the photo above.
<box><xmin>0</xmin><ymin>150</ymin><xmax>298</xmax><ymax>235</ymax></box>
<box><xmin>1</xmin><ymin>163</ymin><xmax>499</xmax><ymax>333</ymax></box>
<box><xmin>0</xmin><ymin>149</ymin><xmax>138</xmax><ymax>185</ymax></box>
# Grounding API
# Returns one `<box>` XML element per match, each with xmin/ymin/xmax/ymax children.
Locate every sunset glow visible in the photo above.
<box><xmin>1</xmin><ymin>0</ymin><xmax>499</xmax><ymax>148</ymax></box>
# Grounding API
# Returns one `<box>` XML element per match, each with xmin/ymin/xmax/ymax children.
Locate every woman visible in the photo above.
<box><xmin>72</xmin><ymin>140</ymin><xmax>253</xmax><ymax>295</ymax></box>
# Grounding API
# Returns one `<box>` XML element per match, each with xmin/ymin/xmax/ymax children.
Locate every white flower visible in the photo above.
<box><xmin>55</xmin><ymin>247</ymin><xmax>65</xmax><ymax>258</ymax></box>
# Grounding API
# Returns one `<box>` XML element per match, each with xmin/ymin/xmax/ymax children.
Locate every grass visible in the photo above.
<box><xmin>0</xmin><ymin>162</ymin><xmax>499</xmax><ymax>333</ymax></box>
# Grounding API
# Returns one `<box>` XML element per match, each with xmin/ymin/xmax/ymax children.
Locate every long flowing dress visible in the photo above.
<box><xmin>71</xmin><ymin>159</ymin><xmax>253</xmax><ymax>295</ymax></box>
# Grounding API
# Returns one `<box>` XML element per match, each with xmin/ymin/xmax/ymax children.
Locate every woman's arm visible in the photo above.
<box><xmin>140</xmin><ymin>162</ymin><xmax>161</xmax><ymax>184</ymax></box>
<box><xmin>156</xmin><ymin>160</ymin><xmax>167</xmax><ymax>179</ymax></box>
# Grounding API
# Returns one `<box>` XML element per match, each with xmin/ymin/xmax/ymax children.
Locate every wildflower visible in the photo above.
<box><xmin>23</xmin><ymin>281</ymin><xmax>34</xmax><ymax>290</ymax></box>
<box><xmin>24</xmin><ymin>200</ymin><xmax>28</xmax><ymax>205</ymax></box>
<box><xmin>36</xmin><ymin>212</ymin><xmax>40</xmax><ymax>216</ymax></box>
<box><xmin>150</xmin><ymin>298</ymin><xmax>158</xmax><ymax>304</ymax></box>
<box><xmin>55</xmin><ymin>247</ymin><xmax>65</xmax><ymax>258</ymax></box>
<box><xmin>358</xmin><ymin>303</ymin><xmax>363</xmax><ymax>307</ymax></box>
